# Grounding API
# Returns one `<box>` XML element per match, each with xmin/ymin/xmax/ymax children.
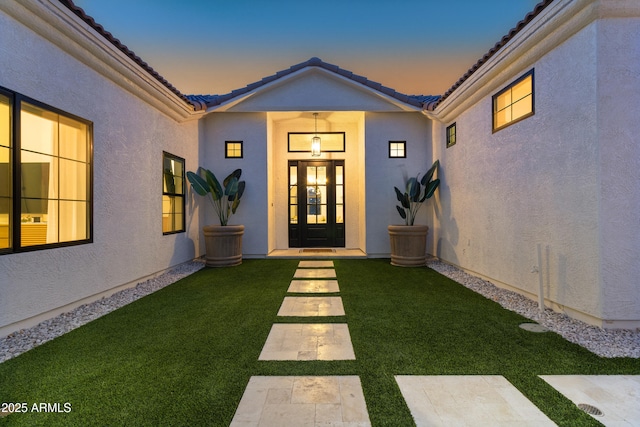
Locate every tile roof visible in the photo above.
<box><xmin>58</xmin><ymin>0</ymin><xmax>198</xmax><ymax>110</ymax></box>
<box><xmin>426</xmin><ymin>0</ymin><xmax>555</xmax><ymax>111</ymax></box>
<box><xmin>187</xmin><ymin>57</ymin><xmax>441</xmax><ymax>110</ymax></box>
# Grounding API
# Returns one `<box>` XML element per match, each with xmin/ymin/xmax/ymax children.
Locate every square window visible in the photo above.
<box><xmin>446</xmin><ymin>123</ymin><xmax>456</xmax><ymax>148</ymax></box>
<box><xmin>492</xmin><ymin>69</ymin><xmax>534</xmax><ymax>132</ymax></box>
<box><xmin>162</xmin><ymin>152</ymin><xmax>185</xmax><ymax>234</ymax></box>
<box><xmin>225</xmin><ymin>141</ymin><xmax>243</xmax><ymax>158</ymax></box>
<box><xmin>389</xmin><ymin>141</ymin><xmax>406</xmax><ymax>158</ymax></box>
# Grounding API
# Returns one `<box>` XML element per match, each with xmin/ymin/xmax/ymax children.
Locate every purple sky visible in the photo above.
<box><xmin>73</xmin><ymin>0</ymin><xmax>541</xmax><ymax>96</ymax></box>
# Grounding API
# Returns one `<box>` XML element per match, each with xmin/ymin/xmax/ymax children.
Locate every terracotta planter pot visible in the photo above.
<box><xmin>202</xmin><ymin>224</ymin><xmax>244</xmax><ymax>267</ymax></box>
<box><xmin>388</xmin><ymin>224</ymin><xmax>429</xmax><ymax>267</ymax></box>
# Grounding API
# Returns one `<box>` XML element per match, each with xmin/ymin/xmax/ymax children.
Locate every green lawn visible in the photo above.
<box><xmin>1</xmin><ymin>259</ymin><xmax>638</xmax><ymax>426</ymax></box>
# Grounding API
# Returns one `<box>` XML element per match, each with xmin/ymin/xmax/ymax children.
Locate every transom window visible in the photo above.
<box><xmin>1</xmin><ymin>87</ymin><xmax>92</xmax><ymax>253</ymax></box>
<box><xmin>389</xmin><ymin>141</ymin><xmax>406</xmax><ymax>158</ymax></box>
<box><xmin>446</xmin><ymin>123</ymin><xmax>456</xmax><ymax>148</ymax></box>
<box><xmin>493</xmin><ymin>69</ymin><xmax>534</xmax><ymax>132</ymax></box>
<box><xmin>162</xmin><ymin>152</ymin><xmax>185</xmax><ymax>234</ymax></box>
<box><xmin>225</xmin><ymin>141</ymin><xmax>243</xmax><ymax>158</ymax></box>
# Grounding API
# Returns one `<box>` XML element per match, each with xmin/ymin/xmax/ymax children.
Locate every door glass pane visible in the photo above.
<box><xmin>289</xmin><ymin>165</ymin><xmax>297</xmax><ymax>224</ymax></box>
<box><xmin>336</xmin><ymin>166</ymin><xmax>343</xmax><ymax>185</ymax></box>
<box><xmin>289</xmin><ymin>185</ymin><xmax>297</xmax><ymax>204</ymax></box>
<box><xmin>317</xmin><ymin>167</ymin><xmax>327</xmax><ymax>185</ymax></box>
<box><xmin>317</xmin><ymin>204</ymin><xmax>327</xmax><ymax>224</ymax></box>
<box><xmin>336</xmin><ymin>204</ymin><xmax>343</xmax><ymax>224</ymax></box>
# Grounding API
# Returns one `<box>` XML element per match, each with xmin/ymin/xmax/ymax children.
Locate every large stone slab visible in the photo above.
<box><xmin>396</xmin><ymin>375</ymin><xmax>555</xmax><ymax>426</ymax></box>
<box><xmin>277</xmin><ymin>297</ymin><xmax>345</xmax><ymax>317</ymax></box>
<box><xmin>259</xmin><ymin>324</ymin><xmax>355</xmax><ymax>361</ymax></box>
<box><xmin>287</xmin><ymin>280</ymin><xmax>340</xmax><ymax>293</ymax></box>
<box><xmin>540</xmin><ymin>375</ymin><xmax>640</xmax><ymax>426</ymax></box>
<box><xmin>230</xmin><ymin>376</ymin><xmax>370</xmax><ymax>426</ymax></box>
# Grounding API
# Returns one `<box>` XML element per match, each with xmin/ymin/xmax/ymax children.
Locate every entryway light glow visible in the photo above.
<box><xmin>311</xmin><ymin>113</ymin><xmax>321</xmax><ymax>157</ymax></box>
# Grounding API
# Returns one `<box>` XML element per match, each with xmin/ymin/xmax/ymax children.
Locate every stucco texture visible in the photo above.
<box><xmin>0</xmin><ymin>7</ymin><xmax>201</xmax><ymax>333</ymax></box>
<box><xmin>432</xmin><ymin>15</ymin><xmax>640</xmax><ymax>326</ymax></box>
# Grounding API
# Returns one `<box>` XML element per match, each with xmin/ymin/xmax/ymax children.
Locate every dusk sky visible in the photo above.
<box><xmin>73</xmin><ymin>0</ymin><xmax>541</xmax><ymax>97</ymax></box>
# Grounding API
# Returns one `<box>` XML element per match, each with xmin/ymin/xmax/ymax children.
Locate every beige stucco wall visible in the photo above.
<box><xmin>0</xmin><ymin>3</ymin><xmax>201</xmax><ymax>334</ymax></box>
<box><xmin>200</xmin><ymin>112</ymin><xmax>269</xmax><ymax>257</ymax></box>
<box><xmin>597</xmin><ymin>16</ymin><xmax>640</xmax><ymax>325</ymax></box>
<box><xmin>430</xmin><ymin>0</ymin><xmax>640</xmax><ymax>327</ymax></box>
<box><xmin>365</xmin><ymin>112</ymin><xmax>433</xmax><ymax>257</ymax></box>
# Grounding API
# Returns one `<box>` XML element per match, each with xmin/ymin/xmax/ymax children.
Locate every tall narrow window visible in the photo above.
<box><xmin>19</xmin><ymin>101</ymin><xmax>91</xmax><ymax>248</ymax></box>
<box><xmin>162</xmin><ymin>152</ymin><xmax>185</xmax><ymax>234</ymax></box>
<box><xmin>446</xmin><ymin>123</ymin><xmax>456</xmax><ymax>148</ymax></box>
<box><xmin>0</xmin><ymin>93</ymin><xmax>11</xmax><ymax>251</ymax></box>
<box><xmin>493</xmin><ymin>69</ymin><xmax>534</xmax><ymax>132</ymax></box>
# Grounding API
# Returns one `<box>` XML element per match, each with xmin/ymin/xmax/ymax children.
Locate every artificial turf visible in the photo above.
<box><xmin>0</xmin><ymin>258</ymin><xmax>638</xmax><ymax>426</ymax></box>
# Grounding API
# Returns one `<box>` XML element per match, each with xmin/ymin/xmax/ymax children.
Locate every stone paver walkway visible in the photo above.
<box><xmin>230</xmin><ymin>376</ymin><xmax>370</xmax><ymax>427</ymax></box>
<box><xmin>232</xmin><ymin>260</ymin><xmax>640</xmax><ymax>426</ymax></box>
<box><xmin>396</xmin><ymin>375</ymin><xmax>555</xmax><ymax>426</ymax></box>
<box><xmin>233</xmin><ymin>260</ymin><xmax>367</xmax><ymax>426</ymax></box>
<box><xmin>277</xmin><ymin>296</ymin><xmax>345</xmax><ymax>317</ymax></box>
<box><xmin>287</xmin><ymin>279</ymin><xmax>340</xmax><ymax>293</ymax></box>
<box><xmin>259</xmin><ymin>323</ymin><xmax>355</xmax><ymax>361</ymax></box>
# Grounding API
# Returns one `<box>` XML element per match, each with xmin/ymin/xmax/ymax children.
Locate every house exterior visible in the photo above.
<box><xmin>0</xmin><ymin>0</ymin><xmax>638</xmax><ymax>335</ymax></box>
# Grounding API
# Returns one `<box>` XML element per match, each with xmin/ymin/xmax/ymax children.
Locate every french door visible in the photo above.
<box><xmin>288</xmin><ymin>160</ymin><xmax>345</xmax><ymax>247</ymax></box>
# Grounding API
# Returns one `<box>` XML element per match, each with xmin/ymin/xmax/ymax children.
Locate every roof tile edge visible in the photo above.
<box><xmin>427</xmin><ymin>0</ymin><xmax>555</xmax><ymax>111</ymax></box>
<box><xmin>58</xmin><ymin>0</ymin><xmax>200</xmax><ymax>111</ymax></box>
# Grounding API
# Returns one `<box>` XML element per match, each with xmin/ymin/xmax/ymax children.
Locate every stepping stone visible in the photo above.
<box><xmin>277</xmin><ymin>296</ymin><xmax>345</xmax><ymax>317</ymax></box>
<box><xmin>395</xmin><ymin>375</ymin><xmax>555</xmax><ymax>426</ymax></box>
<box><xmin>540</xmin><ymin>375</ymin><xmax>640</xmax><ymax>426</ymax></box>
<box><xmin>298</xmin><ymin>260</ymin><xmax>334</xmax><ymax>268</ymax></box>
<box><xmin>230</xmin><ymin>376</ymin><xmax>371</xmax><ymax>426</ymax></box>
<box><xmin>287</xmin><ymin>279</ymin><xmax>340</xmax><ymax>293</ymax></box>
<box><xmin>294</xmin><ymin>268</ymin><xmax>336</xmax><ymax>279</ymax></box>
<box><xmin>259</xmin><ymin>324</ymin><xmax>355</xmax><ymax>361</ymax></box>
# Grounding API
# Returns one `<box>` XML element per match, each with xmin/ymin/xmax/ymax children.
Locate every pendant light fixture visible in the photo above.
<box><xmin>311</xmin><ymin>112</ymin><xmax>321</xmax><ymax>157</ymax></box>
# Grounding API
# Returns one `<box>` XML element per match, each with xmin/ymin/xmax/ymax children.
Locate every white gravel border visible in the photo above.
<box><xmin>426</xmin><ymin>258</ymin><xmax>640</xmax><ymax>358</ymax></box>
<box><xmin>1</xmin><ymin>258</ymin><xmax>638</xmax><ymax>363</ymax></box>
<box><xmin>0</xmin><ymin>260</ymin><xmax>205</xmax><ymax>364</ymax></box>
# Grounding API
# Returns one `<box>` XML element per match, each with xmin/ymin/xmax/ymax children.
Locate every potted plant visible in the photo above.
<box><xmin>388</xmin><ymin>160</ymin><xmax>440</xmax><ymax>267</ymax></box>
<box><xmin>187</xmin><ymin>167</ymin><xmax>246</xmax><ymax>267</ymax></box>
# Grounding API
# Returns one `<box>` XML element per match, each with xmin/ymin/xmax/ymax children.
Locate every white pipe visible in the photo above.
<box><xmin>537</xmin><ymin>243</ymin><xmax>545</xmax><ymax>311</ymax></box>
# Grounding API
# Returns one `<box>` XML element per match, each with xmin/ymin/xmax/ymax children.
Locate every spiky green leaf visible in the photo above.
<box><xmin>396</xmin><ymin>205</ymin><xmax>407</xmax><ymax>219</ymax></box>
<box><xmin>223</xmin><ymin>169</ymin><xmax>242</xmax><ymax>188</ymax></box>
<box><xmin>202</xmin><ymin>168</ymin><xmax>223</xmax><ymax>201</ymax></box>
<box><xmin>407</xmin><ymin>177</ymin><xmax>420</xmax><ymax>202</ymax></box>
<box><xmin>421</xmin><ymin>160</ymin><xmax>439</xmax><ymax>186</ymax></box>
<box><xmin>186</xmin><ymin>171</ymin><xmax>210</xmax><ymax>196</ymax></box>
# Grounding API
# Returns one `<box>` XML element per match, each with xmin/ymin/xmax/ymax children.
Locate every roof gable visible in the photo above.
<box><xmin>188</xmin><ymin>57</ymin><xmax>439</xmax><ymax>112</ymax></box>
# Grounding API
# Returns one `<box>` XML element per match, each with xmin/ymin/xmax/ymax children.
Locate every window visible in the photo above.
<box><xmin>0</xmin><ymin>87</ymin><xmax>92</xmax><ymax>254</ymax></box>
<box><xmin>288</xmin><ymin>132</ymin><xmax>345</xmax><ymax>152</ymax></box>
<box><xmin>389</xmin><ymin>141</ymin><xmax>406</xmax><ymax>158</ymax></box>
<box><xmin>162</xmin><ymin>152</ymin><xmax>185</xmax><ymax>234</ymax></box>
<box><xmin>446</xmin><ymin>123</ymin><xmax>457</xmax><ymax>148</ymax></box>
<box><xmin>493</xmin><ymin>69</ymin><xmax>534</xmax><ymax>132</ymax></box>
<box><xmin>225</xmin><ymin>141</ymin><xmax>243</xmax><ymax>158</ymax></box>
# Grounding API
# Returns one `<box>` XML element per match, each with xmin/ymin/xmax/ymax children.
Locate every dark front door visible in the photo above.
<box><xmin>288</xmin><ymin>160</ymin><xmax>345</xmax><ymax>248</ymax></box>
